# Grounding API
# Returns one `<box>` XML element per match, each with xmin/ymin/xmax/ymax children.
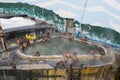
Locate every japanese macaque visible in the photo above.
<box><xmin>89</xmin><ymin>50</ymin><xmax>96</xmax><ymax>55</ymax></box>
<box><xmin>96</xmin><ymin>44</ymin><xmax>105</xmax><ymax>55</ymax></box>
<box><xmin>98</xmin><ymin>47</ymin><xmax>105</xmax><ymax>55</ymax></box>
<box><xmin>23</xmin><ymin>42</ymin><xmax>28</xmax><ymax>48</ymax></box>
<box><xmin>62</xmin><ymin>52</ymin><xmax>72</xmax><ymax>58</ymax></box>
<box><xmin>69</xmin><ymin>36</ymin><xmax>74</xmax><ymax>40</ymax></box>
<box><xmin>47</xmin><ymin>32</ymin><xmax>51</xmax><ymax>39</ymax></box>
<box><xmin>10</xmin><ymin>62</ymin><xmax>16</xmax><ymax>69</ymax></box>
<box><xmin>55</xmin><ymin>60</ymin><xmax>67</xmax><ymax>68</ymax></box>
<box><xmin>35</xmin><ymin>51</ymin><xmax>40</xmax><ymax>56</ymax></box>
<box><xmin>41</xmin><ymin>37</ymin><xmax>48</xmax><ymax>42</ymax></box>
<box><xmin>16</xmin><ymin>37</ymin><xmax>24</xmax><ymax>46</ymax></box>
<box><xmin>62</xmin><ymin>51</ymin><xmax>78</xmax><ymax>58</ymax></box>
<box><xmin>81</xmin><ymin>37</ymin><xmax>88</xmax><ymax>41</ymax></box>
<box><xmin>19</xmin><ymin>45</ymin><xmax>24</xmax><ymax>53</ymax></box>
<box><xmin>62</xmin><ymin>51</ymin><xmax>78</xmax><ymax>65</ymax></box>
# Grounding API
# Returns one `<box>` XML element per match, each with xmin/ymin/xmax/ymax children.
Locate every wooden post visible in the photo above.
<box><xmin>66</xmin><ymin>20</ymin><xmax>68</xmax><ymax>32</ymax></box>
<box><xmin>67</xmin><ymin>64</ymin><xmax>72</xmax><ymax>80</ymax></box>
<box><xmin>65</xmin><ymin>19</ymin><xmax>73</xmax><ymax>33</ymax></box>
<box><xmin>66</xmin><ymin>20</ymin><xmax>70</xmax><ymax>33</ymax></box>
<box><xmin>0</xmin><ymin>26</ymin><xmax>7</xmax><ymax>51</ymax></box>
<box><xmin>79</xmin><ymin>64</ymin><xmax>84</xmax><ymax>80</ymax></box>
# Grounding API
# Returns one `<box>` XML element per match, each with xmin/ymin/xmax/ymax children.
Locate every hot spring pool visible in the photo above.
<box><xmin>24</xmin><ymin>37</ymin><xmax>100</xmax><ymax>56</ymax></box>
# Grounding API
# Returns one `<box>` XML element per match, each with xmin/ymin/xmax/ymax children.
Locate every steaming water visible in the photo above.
<box><xmin>24</xmin><ymin>37</ymin><xmax>100</xmax><ymax>55</ymax></box>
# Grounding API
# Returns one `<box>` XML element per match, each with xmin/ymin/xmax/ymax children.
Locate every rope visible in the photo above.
<box><xmin>0</xmin><ymin>21</ymin><xmax>1</xmax><ymax>26</ymax></box>
<box><xmin>79</xmin><ymin>0</ymin><xmax>89</xmax><ymax>36</ymax></box>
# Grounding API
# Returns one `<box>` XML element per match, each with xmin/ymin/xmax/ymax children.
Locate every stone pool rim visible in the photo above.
<box><xmin>16</xmin><ymin>35</ymin><xmax>115</xmax><ymax>67</ymax></box>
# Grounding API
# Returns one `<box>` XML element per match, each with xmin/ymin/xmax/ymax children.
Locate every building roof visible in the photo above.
<box><xmin>0</xmin><ymin>17</ymin><xmax>54</xmax><ymax>33</ymax></box>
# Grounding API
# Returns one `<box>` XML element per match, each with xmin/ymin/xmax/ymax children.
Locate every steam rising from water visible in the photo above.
<box><xmin>24</xmin><ymin>37</ymin><xmax>99</xmax><ymax>55</ymax></box>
